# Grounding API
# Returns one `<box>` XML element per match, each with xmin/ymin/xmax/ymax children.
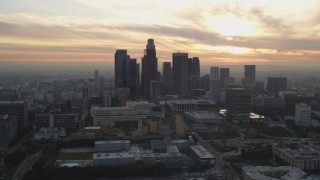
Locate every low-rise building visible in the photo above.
<box><xmin>273</xmin><ymin>143</ymin><xmax>320</xmax><ymax>170</ymax></box>
<box><xmin>189</xmin><ymin>145</ymin><xmax>215</xmax><ymax>166</ymax></box>
<box><xmin>91</xmin><ymin>101</ymin><xmax>163</xmax><ymax>126</ymax></box>
<box><xmin>95</xmin><ymin>140</ymin><xmax>131</xmax><ymax>152</ymax></box>
<box><xmin>184</xmin><ymin>111</ymin><xmax>222</xmax><ymax>124</ymax></box>
<box><xmin>93</xmin><ymin>152</ymin><xmax>135</xmax><ymax>166</ymax></box>
<box><xmin>34</xmin><ymin>127</ymin><xmax>66</xmax><ymax>140</ymax></box>
<box><xmin>168</xmin><ymin>99</ymin><xmax>215</xmax><ymax>112</ymax></box>
<box><xmin>242</xmin><ymin>166</ymin><xmax>307</xmax><ymax>180</ymax></box>
<box><xmin>138</xmin><ymin>116</ymin><xmax>161</xmax><ymax>135</ymax></box>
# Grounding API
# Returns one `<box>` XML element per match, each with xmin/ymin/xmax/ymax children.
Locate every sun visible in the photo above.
<box><xmin>207</xmin><ymin>14</ymin><xmax>256</xmax><ymax>36</ymax></box>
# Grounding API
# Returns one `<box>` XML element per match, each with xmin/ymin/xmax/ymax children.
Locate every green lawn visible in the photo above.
<box><xmin>57</xmin><ymin>152</ymin><xmax>93</xmax><ymax>160</ymax></box>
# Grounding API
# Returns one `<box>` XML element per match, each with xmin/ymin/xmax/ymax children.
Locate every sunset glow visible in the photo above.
<box><xmin>0</xmin><ymin>0</ymin><xmax>319</xmax><ymax>65</ymax></box>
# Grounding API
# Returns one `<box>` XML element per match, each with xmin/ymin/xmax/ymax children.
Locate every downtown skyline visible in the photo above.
<box><xmin>0</xmin><ymin>0</ymin><xmax>320</xmax><ymax>66</ymax></box>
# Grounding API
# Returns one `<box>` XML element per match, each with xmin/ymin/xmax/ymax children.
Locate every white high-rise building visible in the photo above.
<box><xmin>210</xmin><ymin>67</ymin><xmax>220</xmax><ymax>80</ymax></box>
<box><xmin>295</xmin><ymin>103</ymin><xmax>311</xmax><ymax>127</ymax></box>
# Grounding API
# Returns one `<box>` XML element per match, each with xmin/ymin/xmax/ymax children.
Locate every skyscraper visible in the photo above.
<box><xmin>187</xmin><ymin>57</ymin><xmax>200</xmax><ymax>78</ymax></box>
<box><xmin>267</xmin><ymin>76</ymin><xmax>287</xmax><ymax>96</ymax></box>
<box><xmin>162</xmin><ymin>62</ymin><xmax>172</xmax><ymax>93</ymax></box>
<box><xmin>94</xmin><ymin>69</ymin><xmax>99</xmax><ymax>90</ymax></box>
<box><xmin>0</xmin><ymin>101</ymin><xmax>28</xmax><ymax>131</ymax></box>
<box><xmin>225</xmin><ymin>88</ymin><xmax>251</xmax><ymax>120</ymax></box>
<box><xmin>220</xmin><ymin>68</ymin><xmax>230</xmax><ymax>88</ymax></box>
<box><xmin>210</xmin><ymin>67</ymin><xmax>220</xmax><ymax>80</ymax></box>
<box><xmin>243</xmin><ymin>65</ymin><xmax>256</xmax><ymax>85</ymax></box>
<box><xmin>210</xmin><ymin>67</ymin><xmax>221</xmax><ymax>101</ymax></box>
<box><xmin>115</xmin><ymin>50</ymin><xmax>128</xmax><ymax>88</ymax></box>
<box><xmin>172</xmin><ymin>53</ymin><xmax>189</xmax><ymax>98</ymax></box>
<box><xmin>0</xmin><ymin>114</ymin><xmax>17</xmax><ymax>150</ymax></box>
<box><xmin>126</xmin><ymin>58</ymin><xmax>138</xmax><ymax>96</ymax></box>
<box><xmin>141</xmin><ymin>39</ymin><xmax>158</xmax><ymax>98</ymax></box>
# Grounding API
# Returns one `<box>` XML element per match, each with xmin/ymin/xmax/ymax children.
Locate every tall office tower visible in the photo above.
<box><xmin>149</xmin><ymin>80</ymin><xmax>164</xmax><ymax>100</ymax></box>
<box><xmin>115</xmin><ymin>50</ymin><xmax>128</xmax><ymax>88</ymax></box>
<box><xmin>126</xmin><ymin>58</ymin><xmax>138</xmax><ymax>96</ymax></box>
<box><xmin>285</xmin><ymin>94</ymin><xmax>312</xmax><ymax>116</ymax></box>
<box><xmin>267</xmin><ymin>76</ymin><xmax>287</xmax><ymax>96</ymax></box>
<box><xmin>141</xmin><ymin>39</ymin><xmax>158</xmax><ymax>98</ymax></box>
<box><xmin>94</xmin><ymin>69</ymin><xmax>99</xmax><ymax>89</ymax></box>
<box><xmin>255</xmin><ymin>81</ymin><xmax>264</xmax><ymax>94</ymax></box>
<box><xmin>188</xmin><ymin>58</ymin><xmax>193</xmax><ymax>77</ymax></box>
<box><xmin>220</xmin><ymin>68</ymin><xmax>230</xmax><ymax>88</ymax></box>
<box><xmin>210</xmin><ymin>67</ymin><xmax>221</xmax><ymax>101</ymax></box>
<box><xmin>225</xmin><ymin>88</ymin><xmax>251</xmax><ymax>120</ymax></box>
<box><xmin>162</xmin><ymin>62</ymin><xmax>172</xmax><ymax>93</ymax></box>
<box><xmin>136</xmin><ymin>63</ymin><xmax>140</xmax><ymax>94</ymax></box>
<box><xmin>200</xmin><ymin>74</ymin><xmax>210</xmax><ymax>90</ymax></box>
<box><xmin>0</xmin><ymin>101</ymin><xmax>28</xmax><ymax>131</ymax></box>
<box><xmin>243</xmin><ymin>65</ymin><xmax>256</xmax><ymax>84</ymax></box>
<box><xmin>172</xmin><ymin>53</ymin><xmax>189</xmax><ymax>98</ymax></box>
<box><xmin>210</xmin><ymin>79</ymin><xmax>221</xmax><ymax>101</ymax></box>
<box><xmin>295</xmin><ymin>103</ymin><xmax>311</xmax><ymax>127</ymax></box>
<box><xmin>191</xmin><ymin>57</ymin><xmax>200</xmax><ymax>78</ymax></box>
<box><xmin>210</xmin><ymin>67</ymin><xmax>220</xmax><ymax>80</ymax></box>
<box><xmin>0</xmin><ymin>114</ymin><xmax>17</xmax><ymax>150</ymax></box>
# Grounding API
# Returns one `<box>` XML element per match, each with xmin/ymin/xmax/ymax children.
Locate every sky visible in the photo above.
<box><xmin>0</xmin><ymin>0</ymin><xmax>320</xmax><ymax>66</ymax></box>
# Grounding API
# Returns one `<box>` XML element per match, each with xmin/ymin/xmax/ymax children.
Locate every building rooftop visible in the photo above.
<box><xmin>0</xmin><ymin>100</ymin><xmax>25</xmax><ymax>104</ymax></box>
<box><xmin>169</xmin><ymin>99</ymin><xmax>215</xmax><ymax>105</ymax></box>
<box><xmin>190</xmin><ymin>145</ymin><xmax>215</xmax><ymax>159</ymax></box>
<box><xmin>185</xmin><ymin>111</ymin><xmax>221</xmax><ymax>119</ymax></box>
<box><xmin>242</xmin><ymin>166</ymin><xmax>307</xmax><ymax>180</ymax></box>
<box><xmin>95</xmin><ymin>140</ymin><xmax>130</xmax><ymax>145</ymax></box>
<box><xmin>93</xmin><ymin>152</ymin><xmax>134</xmax><ymax>159</ymax></box>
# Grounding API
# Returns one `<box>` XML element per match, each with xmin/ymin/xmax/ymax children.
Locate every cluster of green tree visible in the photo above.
<box><xmin>241</xmin><ymin>146</ymin><xmax>272</xmax><ymax>161</ymax></box>
<box><xmin>285</xmin><ymin>120</ymin><xmax>308</xmax><ymax>137</ymax></box>
<box><xmin>23</xmin><ymin>143</ymin><xmax>60</xmax><ymax>180</ymax></box>
<box><xmin>252</xmin><ymin>106</ymin><xmax>285</xmax><ymax>121</ymax></box>
<box><xmin>211</xmin><ymin>143</ymin><xmax>237</xmax><ymax>153</ymax></box>
<box><xmin>198</xmin><ymin>127</ymin><xmax>240</xmax><ymax>140</ymax></box>
<box><xmin>84</xmin><ymin>116</ymin><xmax>93</xmax><ymax>126</ymax></box>
<box><xmin>256</xmin><ymin>124</ymin><xmax>291</xmax><ymax>137</ymax></box>
<box><xmin>4</xmin><ymin>150</ymin><xmax>26</xmax><ymax>166</ymax></box>
<box><xmin>24</xmin><ymin>164</ymin><xmax>178</xmax><ymax>180</ymax></box>
<box><xmin>59</xmin><ymin>139</ymin><xmax>96</xmax><ymax>148</ymax></box>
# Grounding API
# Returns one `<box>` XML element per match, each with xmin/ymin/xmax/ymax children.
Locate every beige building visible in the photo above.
<box><xmin>273</xmin><ymin>143</ymin><xmax>320</xmax><ymax>171</ymax></box>
<box><xmin>138</xmin><ymin>116</ymin><xmax>161</xmax><ymax>135</ymax></box>
<box><xmin>175</xmin><ymin>114</ymin><xmax>185</xmax><ymax>137</ymax></box>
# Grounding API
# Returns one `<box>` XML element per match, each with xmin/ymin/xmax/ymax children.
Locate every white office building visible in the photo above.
<box><xmin>93</xmin><ymin>152</ymin><xmax>135</xmax><ymax>166</ymax></box>
<box><xmin>167</xmin><ymin>99</ymin><xmax>215</xmax><ymax>112</ymax></box>
<box><xmin>91</xmin><ymin>101</ymin><xmax>163</xmax><ymax>126</ymax></box>
<box><xmin>295</xmin><ymin>103</ymin><xmax>311</xmax><ymax>127</ymax></box>
<box><xmin>95</xmin><ymin>140</ymin><xmax>131</xmax><ymax>152</ymax></box>
<box><xmin>189</xmin><ymin>145</ymin><xmax>215</xmax><ymax>166</ymax></box>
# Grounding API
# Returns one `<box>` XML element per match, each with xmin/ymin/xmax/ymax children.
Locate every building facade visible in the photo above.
<box><xmin>141</xmin><ymin>39</ymin><xmax>158</xmax><ymax>98</ymax></box>
<box><xmin>172</xmin><ymin>53</ymin><xmax>189</xmax><ymax>98</ymax></box>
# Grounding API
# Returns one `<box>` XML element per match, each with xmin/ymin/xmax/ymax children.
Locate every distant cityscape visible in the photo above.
<box><xmin>1</xmin><ymin>39</ymin><xmax>320</xmax><ymax>180</ymax></box>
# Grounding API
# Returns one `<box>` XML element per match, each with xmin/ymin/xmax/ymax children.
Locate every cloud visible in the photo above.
<box><xmin>250</xmin><ymin>7</ymin><xmax>293</xmax><ymax>35</ymax></box>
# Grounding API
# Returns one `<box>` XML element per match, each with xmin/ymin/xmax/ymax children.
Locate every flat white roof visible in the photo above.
<box><xmin>186</xmin><ymin>111</ymin><xmax>221</xmax><ymax>119</ymax></box>
<box><xmin>95</xmin><ymin>140</ymin><xmax>130</xmax><ymax>145</ymax></box>
<box><xmin>190</xmin><ymin>145</ymin><xmax>215</xmax><ymax>159</ymax></box>
<box><xmin>93</xmin><ymin>152</ymin><xmax>134</xmax><ymax>159</ymax></box>
<box><xmin>242</xmin><ymin>166</ymin><xmax>306</xmax><ymax>180</ymax></box>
